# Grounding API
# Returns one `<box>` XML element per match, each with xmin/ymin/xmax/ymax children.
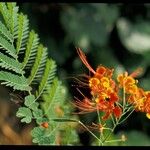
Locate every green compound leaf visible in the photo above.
<box><xmin>0</xmin><ymin>2</ymin><xmax>79</xmax><ymax>145</ymax></box>
<box><xmin>36</xmin><ymin>117</ymin><xmax>48</xmax><ymax>125</ymax></box>
<box><xmin>24</xmin><ymin>95</ymin><xmax>39</xmax><ymax>111</ymax></box>
<box><xmin>35</xmin><ymin>59</ymin><xmax>56</xmax><ymax>99</ymax></box>
<box><xmin>16</xmin><ymin>107</ymin><xmax>32</xmax><ymax>123</ymax></box>
<box><xmin>0</xmin><ymin>52</ymin><xmax>24</xmax><ymax>74</ymax></box>
<box><xmin>7</xmin><ymin>2</ymin><xmax>19</xmax><ymax>37</ymax></box>
<box><xmin>60</xmin><ymin>128</ymin><xmax>79</xmax><ymax>145</ymax></box>
<box><xmin>22</xmin><ymin>30</ymin><xmax>39</xmax><ymax>69</ymax></box>
<box><xmin>0</xmin><ymin>20</ymin><xmax>13</xmax><ymax>42</ymax></box>
<box><xmin>0</xmin><ymin>34</ymin><xmax>17</xmax><ymax>58</ymax></box>
<box><xmin>42</xmin><ymin>78</ymin><xmax>65</xmax><ymax>118</ymax></box>
<box><xmin>16</xmin><ymin>13</ymin><xmax>29</xmax><ymax>53</ymax></box>
<box><xmin>31</xmin><ymin>127</ymin><xmax>52</xmax><ymax>145</ymax></box>
<box><xmin>0</xmin><ymin>71</ymin><xmax>31</xmax><ymax>91</ymax></box>
<box><xmin>0</xmin><ymin>3</ymin><xmax>11</xmax><ymax>32</ymax></box>
<box><xmin>33</xmin><ymin>109</ymin><xmax>43</xmax><ymax>120</ymax></box>
<box><xmin>27</xmin><ymin>44</ymin><xmax>47</xmax><ymax>85</ymax></box>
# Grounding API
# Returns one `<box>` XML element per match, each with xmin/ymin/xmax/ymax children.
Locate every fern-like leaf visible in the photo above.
<box><xmin>0</xmin><ymin>2</ymin><xmax>79</xmax><ymax>145</ymax></box>
<box><xmin>22</xmin><ymin>30</ymin><xmax>39</xmax><ymax>69</ymax></box>
<box><xmin>0</xmin><ymin>52</ymin><xmax>24</xmax><ymax>74</ymax></box>
<box><xmin>0</xmin><ymin>34</ymin><xmax>17</xmax><ymax>58</ymax></box>
<box><xmin>0</xmin><ymin>20</ymin><xmax>13</xmax><ymax>42</ymax></box>
<box><xmin>7</xmin><ymin>2</ymin><xmax>18</xmax><ymax>37</ymax></box>
<box><xmin>16</xmin><ymin>13</ymin><xmax>29</xmax><ymax>54</ymax></box>
<box><xmin>28</xmin><ymin>44</ymin><xmax>47</xmax><ymax>85</ymax></box>
<box><xmin>33</xmin><ymin>48</ymin><xmax>48</xmax><ymax>82</ymax></box>
<box><xmin>42</xmin><ymin>78</ymin><xmax>62</xmax><ymax>117</ymax></box>
<box><xmin>35</xmin><ymin>59</ymin><xmax>56</xmax><ymax>99</ymax></box>
<box><xmin>0</xmin><ymin>3</ymin><xmax>11</xmax><ymax>31</ymax></box>
<box><xmin>0</xmin><ymin>71</ymin><xmax>31</xmax><ymax>91</ymax></box>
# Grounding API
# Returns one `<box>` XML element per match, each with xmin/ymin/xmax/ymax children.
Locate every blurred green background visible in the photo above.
<box><xmin>14</xmin><ymin>3</ymin><xmax>150</xmax><ymax>145</ymax></box>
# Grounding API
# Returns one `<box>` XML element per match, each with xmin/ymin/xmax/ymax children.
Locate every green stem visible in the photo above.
<box><xmin>28</xmin><ymin>90</ymin><xmax>31</xmax><ymax>95</ymax></box>
<box><xmin>78</xmin><ymin>121</ymin><xmax>103</xmax><ymax>145</ymax></box>
<box><xmin>123</xmin><ymin>85</ymin><xmax>126</xmax><ymax>109</ymax></box>
<box><xmin>116</xmin><ymin>102</ymin><xmax>123</xmax><ymax>108</ymax></box>
<box><xmin>118</xmin><ymin>108</ymin><xmax>135</xmax><ymax>124</ymax></box>
<box><xmin>96</xmin><ymin>107</ymin><xmax>102</xmax><ymax>146</ymax></box>
<box><xmin>105</xmin><ymin>139</ymin><xmax>123</xmax><ymax>143</ymax></box>
<box><xmin>51</xmin><ymin>118</ymin><xmax>103</xmax><ymax>145</ymax></box>
<box><xmin>101</xmin><ymin>118</ymin><xmax>120</xmax><ymax>144</ymax></box>
<box><xmin>111</xmin><ymin>115</ymin><xmax>116</xmax><ymax>127</ymax></box>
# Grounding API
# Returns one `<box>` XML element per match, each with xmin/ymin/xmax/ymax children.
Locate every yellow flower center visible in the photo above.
<box><xmin>127</xmin><ymin>84</ymin><xmax>137</xmax><ymax>94</ymax></box>
<box><xmin>100</xmin><ymin>77</ymin><xmax>110</xmax><ymax>88</ymax></box>
<box><xmin>95</xmin><ymin>98</ymin><xmax>100</xmax><ymax>103</ymax></box>
<box><xmin>136</xmin><ymin>98</ymin><xmax>145</xmax><ymax>110</ymax></box>
<box><xmin>89</xmin><ymin>78</ymin><xmax>100</xmax><ymax>88</ymax></box>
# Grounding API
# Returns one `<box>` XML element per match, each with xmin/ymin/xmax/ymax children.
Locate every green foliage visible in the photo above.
<box><xmin>0</xmin><ymin>52</ymin><xmax>24</xmax><ymax>74</ymax></box>
<box><xmin>24</xmin><ymin>95</ymin><xmax>39</xmax><ymax>110</ymax></box>
<box><xmin>23</xmin><ymin>30</ymin><xmax>39</xmax><ymax>69</ymax></box>
<box><xmin>0</xmin><ymin>71</ymin><xmax>30</xmax><ymax>91</ymax></box>
<box><xmin>60</xmin><ymin>4</ymin><xmax>119</xmax><ymax>49</ymax></box>
<box><xmin>115</xmin><ymin>131</ymin><xmax>150</xmax><ymax>146</ymax></box>
<box><xmin>31</xmin><ymin>127</ymin><xmax>51</xmax><ymax>144</ymax></box>
<box><xmin>0</xmin><ymin>34</ymin><xmax>16</xmax><ymax>58</ymax></box>
<box><xmin>0</xmin><ymin>3</ymin><xmax>18</xmax><ymax>36</ymax></box>
<box><xmin>0</xmin><ymin>20</ymin><xmax>13</xmax><ymax>42</ymax></box>
<box><xmin>35</xmin><ymin>59</ymin><xmax>56</xmax><ymax>99</ymax></box>
<box><xmin>124</xmin><ymin>131</ymin><xmax>150</xmax><ymax>146</ymax></box>
<box><xmin>27</xmin><ymin>44</ymin><xmax>47</xmax><ymax>84</ymax></box>
<box><xmin>16</xmin><ymin>13</ymin><xmax>29</xmax><ymax>53</ymax></box>
<box><xmin>16</xmin><ymin>94</ymin><xmax>43</xmax><ymax>123</ymax></box>
<box><xmin>16</xmin><ymin>107</ymin><xmax>32</xmax><ymax>123</ymax></box>
<box><xmin>42</xmin><ymin>78</ymin><xmax>62</xmax><ymax>117</ymax></box>
<box><xmin>35</xmin><ymin>78</ymin><xmax>79</xmax><ymax>145</ymax></box>
<box><xmin>0</xmin><ymin>2</ymin><xmax>79</xmax><ymax>145</ymax></box>
<box><xmin>117</xmin><ymin>18</ymin><xmax>150</xmax><ymax>54</ymax></box>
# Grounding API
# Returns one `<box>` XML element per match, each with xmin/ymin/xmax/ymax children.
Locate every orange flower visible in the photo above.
<box><xmin>97</xmin><ymin>91</ymin><xmax>121</xmax><ymax>120</ymax></box>
<box><xmin>128</xmin><ymin>88</ymin><xmax>150</xmax><ymax>119</ymax></box>
<box><xmin>89</xmin><ymin>76</ymin><xmax>116</xmax><ymax>96</ymax></box>
<box><xmin>143</xmin><ymin>92</ymin><xmax>150</xmax><ymax>119</ymax></box>
<box><xmin>73</xmin><ymin>99</ymin><xmax>122</xmax><ymax>120</ymax></box>
<box><xmin>113</xmin><ymin>106</ymin><xmax>122</xmax><ymax>118</ymax></box>
<box><xmin>75</xmin><ymin>47</ymin><xmax>150</xmax><ymax>134</ymax></box>
<box><xmin>73</xmin><ymin>89</ymin><xmax>121</xmax><ymax>120</ymax></box>
<box><xmin>117</xmin><ymin>72</ymin><xmax>138</xmax><ymax>94</ymax></box>
<box><xmin>100</xmin><ymin>103</ymin><xmax>122</xmax><ymax>120</ymax></box>
<box><xmin>96</xmin><ymin>90</ymin><xmax>119</xmax><ymax>104</ymax></box>
<box><xmin>94</xmin><ymin>66</ymin><xmax>114</xmax><ymax>79</ymax></box>
<box><xmin>128</xmin><ymin>88</ymin><xmax>145</xmax><ymax>111</ymax></box>
<box><xmin>74</xmin><ymin>48</ymin><xmax>122</xmax><ymax>120</ymax></box>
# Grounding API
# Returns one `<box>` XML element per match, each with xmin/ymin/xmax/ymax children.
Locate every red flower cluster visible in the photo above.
<box><xmin>74</xmin><ymin>48</ymin><xmax>122</xmax><ymax>120</ymax></box>
<box><xmin>117</xmin><ymin>71</ymin><xmax>150</xmax><ymax>119</ymax></box>
<box><xmin>74</xmin><ymin>48</ymin><xmax>150</xmax><ymax>121</ymax></box>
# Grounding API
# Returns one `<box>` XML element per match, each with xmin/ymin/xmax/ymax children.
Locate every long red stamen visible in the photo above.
<box><xmin>76</xmin><ymin>48</ymin><xmax>96</xmax><ymax>74</ymax></box>
<box><xmin>130</xmin><ymin>67</ymin><xmax>143</xmax><ymax>78</ymax></box>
